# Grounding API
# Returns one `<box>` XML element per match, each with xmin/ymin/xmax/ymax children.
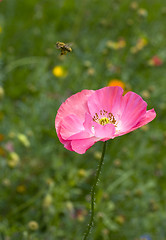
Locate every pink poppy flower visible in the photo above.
<box><xmin>55</xmin><ymin>86</ymin><xmax>156</xmax><ymax>154</ymax></box>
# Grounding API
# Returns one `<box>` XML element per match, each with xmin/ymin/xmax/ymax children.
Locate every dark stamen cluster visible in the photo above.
<box><xmin>93</xmin><ymin>110</ymin><xmax>117</xmax><ymax>126</ymax></box>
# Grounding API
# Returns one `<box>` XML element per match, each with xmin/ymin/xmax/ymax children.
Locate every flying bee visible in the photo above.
<box><xmin>56</xmin><ymin>41</ymin><xmax>72</xmax><ymax>55</ymax></box>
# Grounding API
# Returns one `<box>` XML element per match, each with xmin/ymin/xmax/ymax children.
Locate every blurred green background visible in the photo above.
<box><xmin>0</xmin><ymin>0</ymin><xmax>166</xmax><ymax>239</ymax></box>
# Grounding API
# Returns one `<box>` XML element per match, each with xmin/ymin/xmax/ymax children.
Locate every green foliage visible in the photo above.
<box><xmin>0</xmin><ymin>0</ymin><xmax>166</xmax><ymax>239</ymax></box>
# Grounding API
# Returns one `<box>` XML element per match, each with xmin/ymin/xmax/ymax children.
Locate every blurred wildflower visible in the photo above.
<box><xmin>16</xmin><ymin>185</ymin><xmax>26</xmax><ymax>194</ymax></box>
<box><xmin>2</xmin><ymin>178</ymin><xmax>11</xmax><ymax>187</ymax></box>
<box><xmin>118</xmin><ymin>39</ymin><xmax>126</xmax><ymax>48</ymax></box>
<box><xmin>87</xmin><ymin>67</ymin><xmax>95</xmax><ymax>76</ymax></box>
<box><xmin>4</xmin><ymin>141</ymin><xmax>14</xmax><ymax>152</ymax></box>
<box><xmin>78</xmin><ymin>168</ymin><xmax>87</xmax><ymax>177</ymax></box>
<box><xmin>8</xmin><ymin>152</ymin><xmax>20</xmax><ymax>168</ymax></box>
<box><xmin>66</xmin><ymin>201</ymin><xmax>74</xmax><ymax>212</ymax></box>
<box><xmin>73</xmin><ymin>208</ymin><xmax>88</xmax><ymax>222</ymax></box>
<box><xmin>45</xmin><ymin>177</ymin><xmax>54</xmax><ymax>187</ymax></box>
<box><xmin>42</xmin><ymin>194</ymin><xmax>53</xmax><ymax>208</ymax></box>
<box><xmin>141</xmin><ymin>90</ymin><xmax>150</xmax><ymax>99</ymax></box>
<box><xmin>147</xmin><ymin>56</ymin><xmax>163</xmax><ymax>66</ymax></box>
<box><xmin>106</xmin><ymin>39</ymin><xmax>126</xmax><ymax>50</ymax></box>
<box><xmin>28</xmin><ymin>221</ymin><xmax>39</xmax><ymax>231</ymax></box>
<box><xmin>108</xmin><ymin>79</ymin><xmax>125</xmax><ymax>90</ymax></box>
<box><xmin>113</xmin><ymin>159</ymin><xmax>121</xmax><ymax>167</ymax></box>
<box><xmin>115</xmin><ymin>215</ymin><xmax>126</xmax><ymax>224</ymax></box>
<box><xmin>0</xmin><ymin>26</ymin><xmax>2</xmax><ymax>33</ymax></box>
<box><xmin>0</xmin><ymin>86</ymin><xmax>4</xmax><ymax>98</ymax></box>
<box><xmin>130</xmin><ymin>1</ymin><xmax>138</xmax><ymax>10</ymax></box>
<box><xmin>17</xmin><ymin>133</ymin><xmax>30</xmax><ymax>147</ymax></box>
<box><xmin>83</xmin><ymin>60</ymin><xmax>92</xmax><ymax>68</ymax></box>
<box><xmin>138</xmin><ymin>8</ymin><xmax>148</xmax><ymax>17</ymax></box>
<box><xmin>130</xmin><ymin>37</ymin><xmax>148</xmax><ymax>53</ymax></box>
<box><xmin>136</xmin><ymin>37</ymin><xmax>148</xmax><ymax>50</ymax></box>
<box><xmin>94</xmin><ymin>151</ymin><xmax>102</xmax><ymax>160</ymax></box>
<box><xmin>52</xmin><ymin>65</ymin><xmax>67</xmax><ymax>77</ymax></box>
<box><xmin>140</xmin><ymin>234</ymin><xmax>152</xmax><ymax>240</ymax></box>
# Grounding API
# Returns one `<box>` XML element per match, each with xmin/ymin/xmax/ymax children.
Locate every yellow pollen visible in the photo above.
<box><xmin>93</xmin><ymin>109</ymin><xmax>117</xmax><ymax>126</ymax></box>
<box><xmin>99</xmin><ymin>117</ymin><xmax>110</xmax><ymax>125</ymax></box>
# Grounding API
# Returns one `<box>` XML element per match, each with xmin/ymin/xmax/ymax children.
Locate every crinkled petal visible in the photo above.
<box><xmin>60</xmin><ymin>114</ymin><xmax>84</xmax><ymax>140</ymax></box>
<box><xmin>93</xmin><ymin>122</ymin><xmax>116</xmax><ymax>140</ymax></box>
<box><xmin>55</xmin><ymin>89</ymin><xmax>94</xmax><ymax>136</ymax></box>
<box><xmin>118</xmin><ymin>91</ymin><xmax>147</xmax><ymax>132</ymax></box>
<box><xmin>88</xmin><ymin>86</ymin><xmax>124</xmax><ymax>117</ymax></box>
<box><xmin>129</xmin><ymin>108</ymin><xmax>156</xmax><ymax>132</ymax></box>
<box><xmin>58</xmin><ymin>126</ymin><xmax>73</xmax><ymax>151</ymax></box>
<box><xmin>71</xmin><ymin>137</ymin><xmax>96</xmax><ymax>154</ymax></box>
<box><xmin>83</xmin><ymin>113</ymin><xmax>93</xmax><ymax>132</ymax></box>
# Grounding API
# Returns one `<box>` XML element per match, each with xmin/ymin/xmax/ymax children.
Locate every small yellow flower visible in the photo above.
<box><xmin>66</xmin><ymin>201</ymin><xmax>74</xmax><ymax>212</ymax></box>
<box><xmin>28</xmin><ymin>221</ymin><xmax>39</xmax><ymax>231</ymax></box>
<box><xmin>78</xmin><ymin>169</ymin><xmax>87</xmax><ymax>177</ymax></box>
<box><xmin>108</xmin><ymin>79</ymin><xmax>125</xmax><ymax>90</ymax></box>
<box><xmin>8</xmin><ymin>152</ymin><xmax>20</xmax><ymax>168</ymax></box>
<box><xmin>0</xmin><ymin>26</ymin><xmax>2</xmax><ymax>34</ymax></box>
<box><xmin>94</xmin><ymin>151</ymin><xmax>102</xmax><ymax>160</ymax></box>
<box><xmin>52</xmin><ymin>65</ymin><xmax>67</xmax><ymax>77</ymax></box>
<box><xmin>141</xmin><ymin>90</ymin><xmax>150</xmax><ymax>99</ymax></box>
<box><xmin>2</xmin><ymin>178</ymin><xmax>11</xmax><ymax>186</ymax></box>
<box><xmin>130</xmin><ymin>1</ymin><xmax>138</xmax><ymax>10</ymax></box>
<box><xmin>130</xmin><ymin>37</ymin><xmax>148</xmax><ymax>53</ymax></box>
<box><xmin>16</xmin><ymin>185</ymin><xmax>26</xmax><ymax>193</ymax></box>
<box><xmin>138</xmin><ymin>8</ymin><xmax>148</xmax><ymax>17</ymax></box>
<box><xmin>42</xmin><ymin>194</ymin><xmax>53</xmax><ymax>208</ymax></box>
<box><xmin>17</xmin><ymin>133</ymin><xmax>30</xmax><ymax>147</ymax></box>
<box><xmin>0</xmin><ymin>86</ymin><xmax>4</xmax><ymax>99</ymax></box>
<box><xmin>137</xmin><ymin>37</ymin><xmax>148</xmax><ymax>50</ymax></box>
<box><xmin>87</xmin><ymin>67</ymin><xmax>95</xmax><ymax>76</ymax></box>
<box><xmin>106</xmin><ymin>40</ymin><xmax>118</xmax><ymax>50</ymax></box>
<box><xmin>106</xmin><ymin>39</ymin><xmax>126</xmax><ymax>50</ymax></box>
<box><xmin>118</xmin><ymin>39</ymin><xmax>126</xmax><ymax>48</ymax></box>
<box><xmin>115</xmin><ymin>215</ymin><xmax>126</xmax><ymax>224</ymax></box>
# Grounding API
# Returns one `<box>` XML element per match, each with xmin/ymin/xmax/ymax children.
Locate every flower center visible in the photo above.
<box><xmin>99</xmin><ymin>117</ymin><xmax>109</xmax><ymax>125</ymax></box>
<box><xmin>93</xmin><ymin>110</ymin><xmax>117</xmax><ymax>126</ymax></box>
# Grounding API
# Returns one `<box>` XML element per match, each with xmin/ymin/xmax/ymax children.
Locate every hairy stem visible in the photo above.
<box><xmin>83</xmin><ymin>141</ymin><xmax>107</xmax><ymax>240</ymax></box>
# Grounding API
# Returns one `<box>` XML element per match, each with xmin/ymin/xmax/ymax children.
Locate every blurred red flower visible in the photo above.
<box><xmin>148</xmin><ymin>56</ymin><xmax>163</xmax><ymax>66</ymax></box>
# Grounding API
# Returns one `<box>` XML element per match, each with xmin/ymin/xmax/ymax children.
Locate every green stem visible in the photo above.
<box><xmin>83</xmin><ymin>141</ymin><xmax>107</xmax><ymax>240</ymax></box>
